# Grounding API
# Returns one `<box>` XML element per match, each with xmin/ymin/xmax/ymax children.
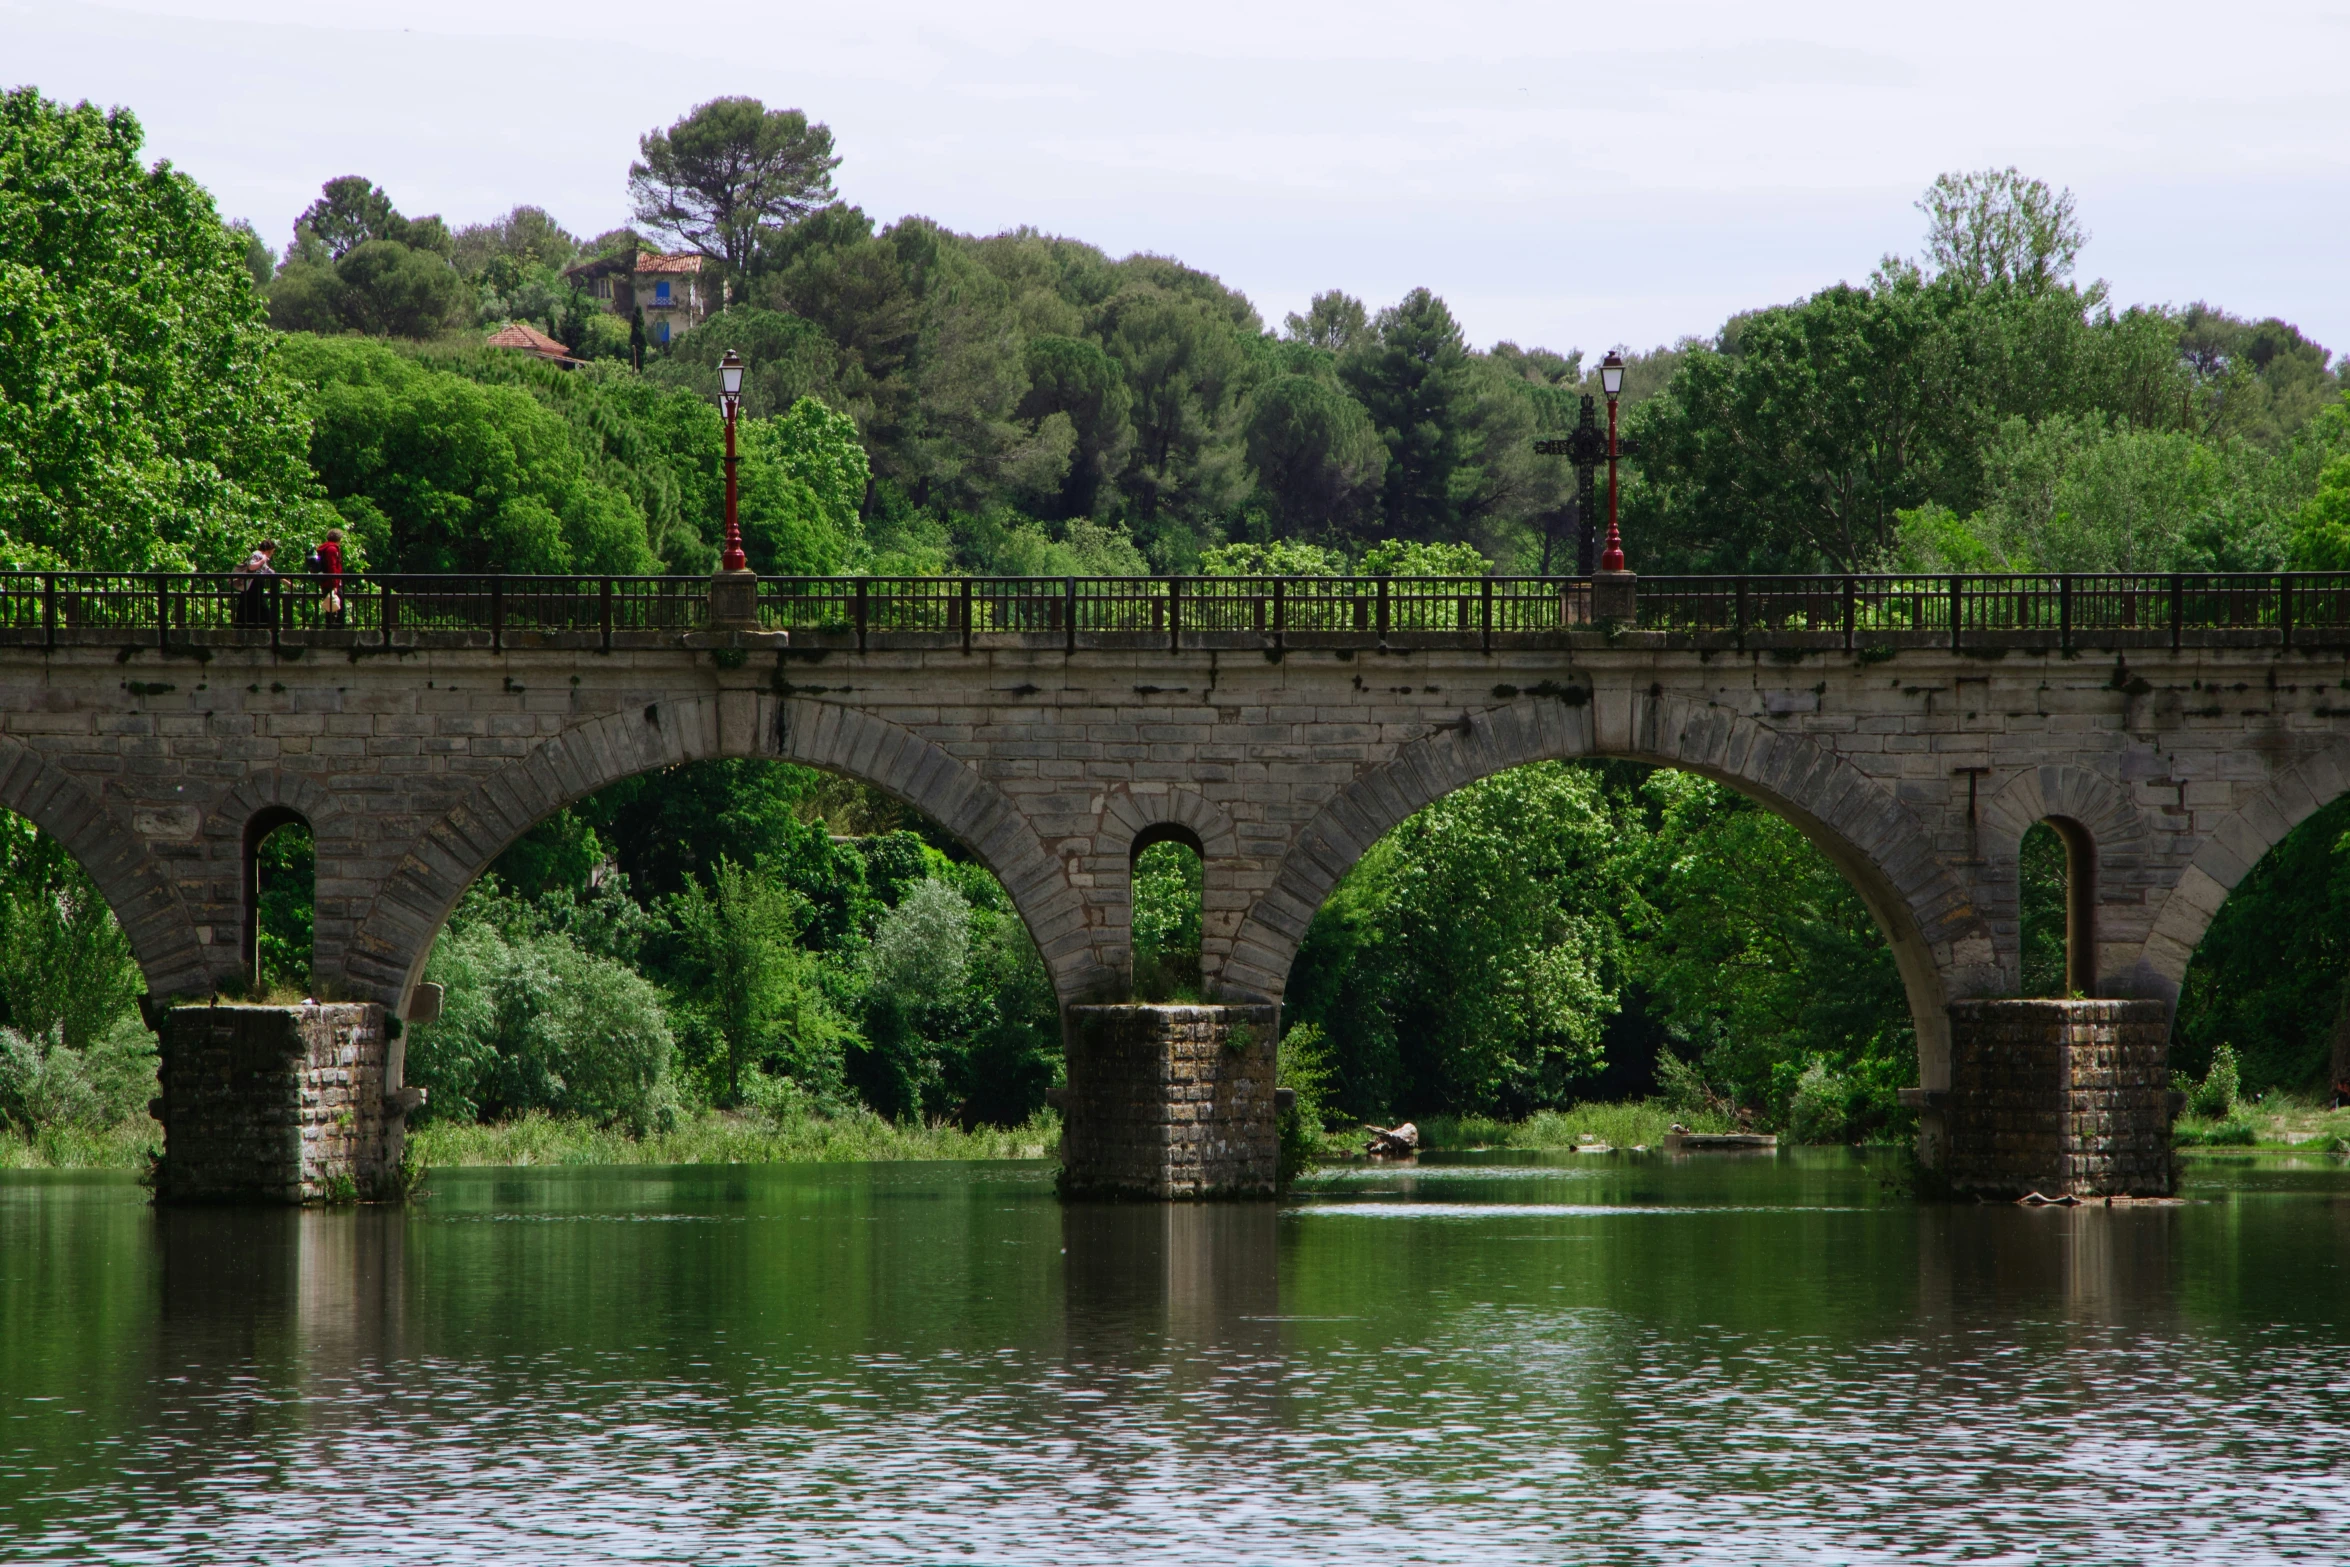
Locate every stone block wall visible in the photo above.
<box><xmin>1061</xmin><ymin>1004</ymin><xmax>1279</xmax><ymax>1198</ymax></box>
<box><xmin>156</xmin><ymin>1004</ymin><xmax>408</xmax><ymax>1203</ymax></box>
<box><xmin>1944</xmin><ymin>999</ymin><xmax>2175</xmax><ymax>1197</ymax></box>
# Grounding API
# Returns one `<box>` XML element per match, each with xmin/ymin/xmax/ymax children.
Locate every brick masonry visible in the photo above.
<box><xmin>1944</xmin><ymin>999</ymin><xmax>2175</xmax><ymax>1197</ymax></box>
<box><xmin>5</xmin><ymin>625</ymin><xmax>2346</xmax><ymax>1189</ymax></box>
<box><xmin>156</xmin><ymin>1004</ymin><xmax>410</xmax><ymax>1202</ymax></box>
<box><xmin>1062</xmin><ymin>1004</ymin><xmax>1279</xmax><ymax>1198</ymax></box>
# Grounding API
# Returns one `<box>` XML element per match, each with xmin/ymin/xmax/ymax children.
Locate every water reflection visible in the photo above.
<box><xmin>3</xmin><ymin>1153</ymin><xmax>2349</xmax><ymax>1564</ymax></box>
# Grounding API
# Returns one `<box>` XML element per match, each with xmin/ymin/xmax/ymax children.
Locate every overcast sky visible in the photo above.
<box><xmin>11</xmin><ymin>0</ymin><xmax>2350</xmax><ymax>358</ymax></box>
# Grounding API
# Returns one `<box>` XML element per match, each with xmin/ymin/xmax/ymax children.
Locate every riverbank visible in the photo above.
<box><xmin>2174</xmin><ymin>1093</ymin><xmax>2350</xmax><ymax>1151</ymax></box>
<box><xmin>0</xmin><ymin>1108</ymin><xmax>1060</xmax><ymax>1172</ymax></box>
<box><xmin>412</xmin><ymin>1108</ymin><xmax>1062</xmax><ymax>1166</ymax></box>
<box><xmin>0</xmin><ymin>1118</ymin><xmax>157</xmax><ymax>1171</ymax></box>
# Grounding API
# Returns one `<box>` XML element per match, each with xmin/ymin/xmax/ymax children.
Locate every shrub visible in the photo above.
<box><xmin>408</xmin><ymin>888</ymin><xmax>678</xmax><ymax>1134</ymax></box>
<box><xmin>2187</xmin><ymin>1043</ymin><xmax>2242</xmax><ymax>1119</ymax></box>
<box><xmin>0</xmin><ymin>1016</ymin><xmax>156</xmax><ymax>1137</ymax></box>
<box><xmin>1787</xmin><ymin>1057</ymin><xmax>1857</xmax><ymax>1144</ymax></box>
<box><xmin>1277</xmin><ymin>1022</ymin><xmax>1334</xmax><ymax>1181</ymax></box>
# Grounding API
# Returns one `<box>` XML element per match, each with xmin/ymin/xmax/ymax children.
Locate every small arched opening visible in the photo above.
<box><xmin>242</xmin><ymin>807</ymin><xmax>314</xmax><ymax>996</ymax></box>
<box><xmin>2020</xmin><ymin>816</ymin><xmax>2097</xmax><ymax>998</ymax></box>
<box><xmin>1131</xmin><ymin>823</ymin><xmax>1205</xmax><ymax>1003</ymax></box>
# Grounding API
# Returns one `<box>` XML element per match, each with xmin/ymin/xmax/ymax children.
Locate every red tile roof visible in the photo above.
<box><xmin>633</xmin><ymin>252</ymin><xmax>703</xmax><ymax>275</ymax></box>
<box><xmin>486</xmin><ymin>322</ymin><xmax>570</xmax><ymax>358</ymax></box>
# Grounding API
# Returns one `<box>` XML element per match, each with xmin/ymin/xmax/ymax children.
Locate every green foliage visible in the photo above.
<box><xmin>2176</xmin><ymin>795</ymin><xmax>2350</xmax><ymax>1095</ymax></box>
<box><xmin>854</xmin><ymin>878</ymin><xmax>972</xmax><ymax>1116</ymax></box>
<box><xmin>0</xmin><ymin>1017</ymin><xmax>156</xmax><ymax>1140</ymax></box>
<box><xmin>1198</xmin><ymin>539</ymin><xmax>1350</xmax><ymax>576</ymax></box>
<box><xmin>667</xmin><ymin>859</ymin><xmax>849</xmax><ymax>1106</ymax></box>
<box><xmin>284</xmin><ymin>335</ymin><xmax>659</xmax><ymax>573</ymax></box>
<box><xmin>1633</xmin><ymin>773</ymin><xmax>1913</xmax><ymax>1133</ymax></box>
<box><xmin>2180</xmin><ymin>1043</ymin><xmax>2242</xmax><ymax>1120</ymax></box>
<box><xmin>0</xmin><ymin>814</ymin><xmax>144</xmax><ymax>1051</ymax></box>
<box><xmin>630</xmin><ymin>97</ymin><xmax>839</xmax><ymax>288</ymax></box>
<box><xmin>408</xmin><ymin>881</ymin><xmax>678</xmax><ymax>1133</ymax></box>
<box><xmin>1243</xmin><ymin>371</ymin><xmax>1385</xmax><ymax>533</ymax></box>
<box><xmin>2018</xmin><ymin>822</ymin><xmax>2070</xmax><ymax>998</ymax></box>
<box><xmin>412</xmin><ymin>1104</ymin><xmax>1058</xmax><ymax>1167</ymax></box>
<box><xmin>734</xmin><ymin>395</ymin><xmax>870</xmax><ymax>573</ymax></box>
<box><xmin>1360</xmin><ymin>537</ymin><xmax>1492</xmax><ymax>577</ymax></box>
<box><xmin>1276</xmin><ymin>1022</ymin><xmax>1333</xmax><ymax>1181</ymax></box>
<box><xmin>1131</xmin><ymin>841</ymin><xmax>1202</xmax><ymax>1001</ymax></box>
<box><xmin>252</xmin><ymin>821</ymin><xmax>313</xmax><ymax>993</ymax></box>
<box><xmin>1289</xmin><ymin>762</ymin><xmax>1629</xmax><ymax>1119</ymax></box>
<box><xmin>0</xmin><ymin>87</ymin><xmax>324</xmax><ymax>570</ymax></box>
<box><xmin>1917</xmin><ymin>168</ymin><xmax>2084</xmax><ymax>296</ymax></box>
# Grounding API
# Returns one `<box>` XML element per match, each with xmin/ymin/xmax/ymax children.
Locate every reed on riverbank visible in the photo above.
<box><xmin>0</xmin><ymin>1116</ymin><xmax>157</xmax><ymax>1170</ymax></box>
<box><xmin>412</xmin><ymin>1107</ymin><xmax>1061</xmax><ymax>1167</ymax></box>
<box><xmin>1411</xmin><ymin>1102</ymin><xmax>1737</xmax><ymax>1152</ymax></box>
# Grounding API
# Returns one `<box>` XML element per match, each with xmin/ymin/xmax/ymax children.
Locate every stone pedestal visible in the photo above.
<box><xmin>1060</xmin><ymin>1004</ymin><xmax>1279</xmax><ymax>1199</ymax></box>
<box><xmin>708</xmin><ymin>568</ymin><xmax>760</xmax><ymax>630</ymax></box>
<box><xmin>155</xmin><ymin>1004</ymin><xmax>417</xmax><ymax>1203</ymax></box>
<box><xmin>1943</xmin><ymin>999</ymin><xmax>2175</xmax><ymax>1198</ymax></box>
<box><xmin>1592</xmin><ymin>569</ymin><xmax>1637</xmax><ymax>622</ymax></box>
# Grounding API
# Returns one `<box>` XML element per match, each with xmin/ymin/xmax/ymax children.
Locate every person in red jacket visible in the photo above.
<box><xmin>309</xmin><ymin>528</ymin><xmax>345</xmax><ymax>626</ymax></box>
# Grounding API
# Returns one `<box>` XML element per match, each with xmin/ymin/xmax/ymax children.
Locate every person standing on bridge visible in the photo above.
<box><xmin>307</xmin><ymin>527</ymin><xmax>345</xmax><ymax>627</ymax></box>
<box><xmin>231</xmin><ymin>538</ymin><xmax>277</xmax><ymax>627</ymax></box>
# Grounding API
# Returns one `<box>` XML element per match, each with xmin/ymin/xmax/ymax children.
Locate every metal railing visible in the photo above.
<box><xmin>3</xmin><ymin>570</ymin><xmax>2347</xmax><ymax>651</ymax></box>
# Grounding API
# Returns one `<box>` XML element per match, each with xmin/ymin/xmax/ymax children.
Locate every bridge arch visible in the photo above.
<box><xmin>0</xmin><ymin>735</ymin><xmax>207</xmax><ymax>1002</ymax></box>
<box><xmin>337</xmin><ymin>694</ymin><xmax>1100</xmax><ymax>1016</ymax></box>
<box><xmin>2141</xmin><ymin>735</ymin><xmax>2350</xmax><ymax>1002</ymax></box>
<box><xmin>1221</xmin><ymin>690</ymin><xmax>1997</xmax><ymax>1089</ymax></box>
<box><xmin>1976</xmin><ymin>764</ymin><xmax>2152</xmax><ymax>998</ymax></box>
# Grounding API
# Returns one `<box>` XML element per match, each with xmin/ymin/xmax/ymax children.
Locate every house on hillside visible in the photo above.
<box><xmin>484</xmin><ymin>321</ymin><xmax>576</xmax><ymax>364</ymax></box>
<box><xmin>563</xmin><ymin>250</ymin><xmax>711</xmax><ymax>346</ymax></box>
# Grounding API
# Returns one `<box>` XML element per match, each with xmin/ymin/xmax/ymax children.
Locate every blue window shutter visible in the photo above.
<box><xmin>656</xmin><ymin>281</ymin><xmax>671</xmax><ymax>303</ymax></box>
<box><xmin>656</xmin><ymin>320</ymin><xmax>670</xmax><ymax>344</ymax></box>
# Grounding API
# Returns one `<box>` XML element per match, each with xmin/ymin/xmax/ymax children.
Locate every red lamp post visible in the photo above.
<box><xmin>1598</xmin><ymin>350</ymin><xmax>1627</xmax><ymax>573</ymax></box>
<box><xmin>719</xmin><ymin>349</ymin><xmax>747</xmax><ymax>573</ymax></box>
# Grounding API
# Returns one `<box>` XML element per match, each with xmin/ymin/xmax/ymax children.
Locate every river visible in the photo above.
<box><xmin>2</xmin><ymin>1149</ymin><xmax>2347</xmax><ymax>1563</ymax></box>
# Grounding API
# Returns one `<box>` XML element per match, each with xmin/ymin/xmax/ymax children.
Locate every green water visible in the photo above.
<box><xmin>3</xmin><ymin>1150</ymin><xmax>2348</xmax><ymax>1563</ymax></box>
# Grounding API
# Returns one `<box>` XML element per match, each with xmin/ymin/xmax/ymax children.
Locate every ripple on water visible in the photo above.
<box><xmin>0</xmin><ymin>1157</ymin><xmax>2345</xmax><ymax>1564</ymax></box>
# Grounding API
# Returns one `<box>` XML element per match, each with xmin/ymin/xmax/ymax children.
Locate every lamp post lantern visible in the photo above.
<box><xmin>1598</xmin><ymin>350</ymin><xmax>1628</xmax><ymax>574</ymax></box>
<box><xmin>1530</xmin><ymin>353</ymin><xmax>1640</xmax><ymax>577</ymax></box>
<box><xmin>719</xmin><ymin>349</ymin><xmax>748</xmax><ymax>574</ymax></box>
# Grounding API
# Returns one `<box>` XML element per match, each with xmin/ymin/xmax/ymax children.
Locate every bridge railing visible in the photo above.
<box><xmin>10</xmin><ymin>569</ymin><xmax>2350</xmax><ymax>648</ymax></box>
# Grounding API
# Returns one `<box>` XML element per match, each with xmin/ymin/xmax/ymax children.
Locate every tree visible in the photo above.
<box><xmin>282</xmin><ymin>335</ymin><xmax>658</xmax><ymax>573</ymax></box>
<box><xmin>1284</xmin><ymin>289</ymin><xmax>1368</xmax><ymax>353</ymax></box>
<box><xmin>629</xmin><ymin>97</ymin><xmax>840</xmax><ymax>294</ymax></box>
<box><xmin>1918</xmin><ymin>167</ymin><xmax>2085</xmax><ymax>296</ymax></box>
<box><xmin>0</xmin><ymin>88</ymin><xmax>323</xmax><ymax>569</ymax></box>
<box><xmin>295</xmin><ymin>174</ymin><xmax>401</xmax><ymax>259</ymax></box>
<box><xmin>269</xmin><ymin>176</ymin><xmax>469</xmax><ymax>340</ymax></box>
<box><xmin>1019</xmin><ymin>334</ymin><xmax>1134</xmax><ymax>519</ymax></box>
<box><xmin>668</xmin><ymin>859</ymin><xmax>841</xmax><ymax>1105</ymax></box>
<box><xmin>0</xmin><ymin>816</ymin><xmax>142</xmax><ymax>1053</ymax></box>
<box><xmin>1242</xmin><ymin>374</ymin><xmax>1384</xmax><ymax>533</ymax></box>
<box><xmin>1340</xmin><ymin>288</ymin><xmax>1480</xmax><ymax>543</ymax></box>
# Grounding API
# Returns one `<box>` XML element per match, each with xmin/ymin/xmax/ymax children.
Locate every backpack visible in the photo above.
<box><xmin>306</xmin><ymin>547</ymin><xmax>326</xmax><ymax>575</ymax></box>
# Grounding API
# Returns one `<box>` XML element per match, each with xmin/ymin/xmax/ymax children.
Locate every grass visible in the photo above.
<box><xmin>2174</xmin><ymin>1091</ymin><xmax>2350</xmax><ymax>1154</ymax></box>
<box><xmin>0</xmin><ymin>1115</ymin><xmax>160</xmax><ymax>1171</ymax></box>
<box><xmin>1332</xmin><ymin>1100</ymin><xmax>1737</xmax><ymax>1155</ymax></box>
<box><xmin>411</xmin><ymin>1106</ymin><xmax>1062</xmax><ymax>1167</ymax></box>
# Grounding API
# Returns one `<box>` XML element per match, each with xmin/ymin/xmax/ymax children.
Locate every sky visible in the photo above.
<box><xmin>9</xmin><ymin>0</ymin><xmax>2350</xmax><ymax>358</ymax></box>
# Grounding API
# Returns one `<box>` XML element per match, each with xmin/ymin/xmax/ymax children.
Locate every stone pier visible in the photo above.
<box><xmin>1060</xmin><ymin>1004</ymin><xmax>1279</xmax><ymax>1198</ymax></box>
<box><xmin>154</xmin><ymin>1004</ymin><xmax>419</xmax><ymax>1203</ymax></box>
<box><xmin>1939</xmin><ymin>999</ymin><xmax>2176</xmax><ymax>1198</ymax></box>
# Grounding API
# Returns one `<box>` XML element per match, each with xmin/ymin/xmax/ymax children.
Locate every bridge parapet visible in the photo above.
<box><xmin>3</xmin><ymin>570</ymin><xmax>2347</xmax><ymax>656</ymax></box>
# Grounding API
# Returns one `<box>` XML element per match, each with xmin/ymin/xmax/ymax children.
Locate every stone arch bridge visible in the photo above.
<box><xmin>7</xmin><ymin>568</ymin><xmax>2344</xmax><ymax>1200</ymax></box>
